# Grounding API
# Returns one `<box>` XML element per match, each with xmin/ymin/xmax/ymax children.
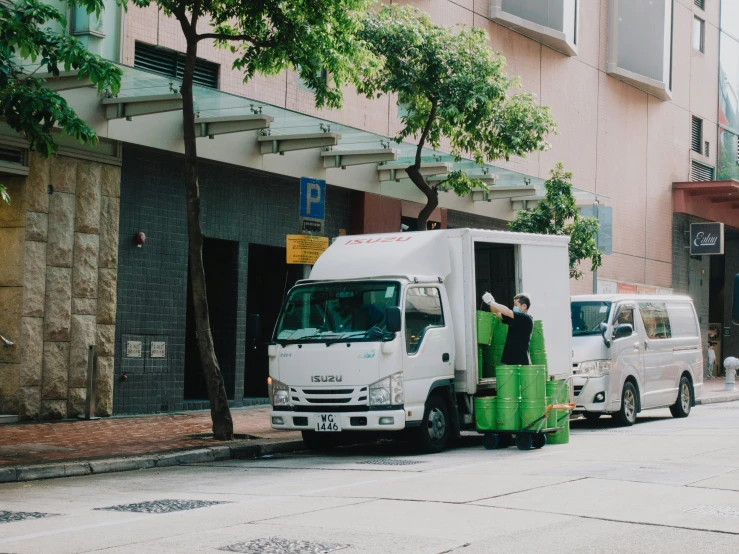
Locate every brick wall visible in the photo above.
<box><xmin>115</xmin><ymin>146</ymin><xmax>353</xmax><ymax>414</ymax></box>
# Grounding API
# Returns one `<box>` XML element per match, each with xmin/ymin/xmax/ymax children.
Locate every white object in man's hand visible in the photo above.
<box><xmin>482</xmin><ymin>292</ymin><xmax>494</xmax><ymax>305</ymax></box>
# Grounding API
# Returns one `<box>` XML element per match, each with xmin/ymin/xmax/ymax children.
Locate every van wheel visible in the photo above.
<box><xmin>615</xmin><ymin>382</ymin><xmax>637</xmax><ymax>426</ymax></box>
<box><xmin>410</xmin><ymin>395</ymin><xmax>450</xmax><ymax>453</ymax></box>
<box><xmin>669</xmin><ymin>377</ymin><xmax>692</xmax><ymax>418</ymax></box>
<box><xmin>301</xmin><ymin>431</ymin><xmax>337</xmax><ymax>451</ymax></box>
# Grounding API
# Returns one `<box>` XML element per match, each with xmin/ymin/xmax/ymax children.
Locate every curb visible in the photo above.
<box><xmin>0</xmin><ymin>439</ymin><xmax>305</xmax><ymax>484</ymax></box>
<box><xmin>697</xmin><ymin>392</ymin><xmax>739</xmax><ymax>405</ymax></box>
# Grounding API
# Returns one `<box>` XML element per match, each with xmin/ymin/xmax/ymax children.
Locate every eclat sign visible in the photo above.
<box><xmin>690</xmin><ymin>222</ymin><xmax>724</xmax><ymax>255</ymax></box>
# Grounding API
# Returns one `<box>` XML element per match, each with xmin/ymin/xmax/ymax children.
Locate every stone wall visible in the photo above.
<box><xmin>0</xmin><ymin>153</ymin><xmax>121</xmax><ymax>419</ymax></box>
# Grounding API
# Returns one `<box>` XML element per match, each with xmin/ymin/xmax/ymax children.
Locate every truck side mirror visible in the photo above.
<box><xmin>733</xmin><ymin>274</ymin><xmax>739</xmax><ymax>325</ymax></box>
<box><xmin>386</xmin><ymin>306</ymin><xmax>402</xmax><ymax>333</ymax></box>
<box><xmin>599</xmin><ymin>322</ymin><xmax>611</xmax><ymax>348</ymax></box>
<box><xmin>613</xmin><ymin>323</ymin><xmax>634</xmax><ymax>341</ymax></box>
<box><xmin>247</xmin><ymin>314</ymin><xmax>261</xmax><ymax>339</ymax></box>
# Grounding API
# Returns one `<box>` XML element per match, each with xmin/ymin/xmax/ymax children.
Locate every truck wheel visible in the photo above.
<box><xmin>482</xmin><ymin>433</ymin><xmax>499</xmax><ymax>450</ymax></box>
<box><xmin>669</xmin><ymin>376</ymin><xmax>692</xmax><ymax>418</ymax></box>
<box><xmin>532</xmin><ymin>434</ymin><xmax>546</xmax><ymax>449</ymax></box>
<box><xmin>583</xmin><ymin>412</ymin><xmax>602</xmax><ymax>422</ymax></box>
<box><xmin>411</xmin><ymin>395</ymin><xmax>450</xmax><ymax>453</ymax></box>
<box><xmin>615</xmin><ymin>382</ymin><xmax>637</xmax><ymax>426</ymax></box>
<box><xmin>301</xmin><ymin>430</ymin><xmax>337</xmax><ymax>451</ymax></box>
<box><xmin>515</xmin><ymin>434</ymin><xmax>533</xmax><ymax>451</ymax></box>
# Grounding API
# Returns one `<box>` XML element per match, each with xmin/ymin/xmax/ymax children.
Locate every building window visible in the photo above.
<box><xmin>606</xmin><ymin>0</ymin><xmax>674</xmax><ymax>100</ymax></box>
<box><xmin>134</xmin><ymin>42</ymin><xmax>219</xmax><ymax>89</ymax></box>
<box><xmin>695</xmin><ymin>0</ymin><xmax>705</xmax><ymax>10</ymax></box>
<box><xmin>705</xmin><ymin>140</ymin><xmax>710</xmax><ymax>157</ymax></box>
<box><xmin>692</xmin><ymin>116</ymin><xmax>703</xmax><ymax>153</ymax></box>
<box><xmin>693</xmin><ymin>17</ymin><xmax>705</xmax><ymax>52</ymax></box>
<box><xmin>488</xmin><ymin>0</ymin><xmax>579</xmax><ymax>57</ymax></box>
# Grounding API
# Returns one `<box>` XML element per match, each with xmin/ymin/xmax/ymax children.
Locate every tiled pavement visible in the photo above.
<box><xmin>0</xmin><ymin>408</ymin><xmax>299</xmax><ymax>467</ymax></box>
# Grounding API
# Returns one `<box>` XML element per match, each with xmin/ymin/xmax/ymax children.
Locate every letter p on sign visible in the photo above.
<box><xmin>300</xmin><ymin>177</ymin><xmax>326</xmax><ymax>220</ymax></box>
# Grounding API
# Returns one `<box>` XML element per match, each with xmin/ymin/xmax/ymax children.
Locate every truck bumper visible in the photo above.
<box><xmin>270</xmin><ymin>409</ymin><xmax>407</xmax><ymax>431</ymax></box>
<box><xmin>572</xmin><ymin>375</ymin><xmax>620</xmax><ymax>414</ymax></box>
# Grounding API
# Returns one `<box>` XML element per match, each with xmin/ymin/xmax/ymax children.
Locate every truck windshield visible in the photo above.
<box><xmin>571</xmin><ymin>301</ymin><xmax>612</xmax><ymax>336</ymax></box>
<box><xmin>274</xmin><ymin>281</ymin><xmax>401</xmax><ymax>343</ymax></box>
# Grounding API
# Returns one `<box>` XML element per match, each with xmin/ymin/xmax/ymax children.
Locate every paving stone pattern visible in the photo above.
<box><xmin>96</xmin><ymin>499</ymin><xmax>228</xmax><ymax>514</ymax></box>
<box><xmin>0</xmin><ymin>510</ymin><xmax>57</xmax><ymax>524</ymax></box>
<box><xmin>219</xmin><ymin>537</ymin><xmax>348</xmax><ymax>554</ymax></box>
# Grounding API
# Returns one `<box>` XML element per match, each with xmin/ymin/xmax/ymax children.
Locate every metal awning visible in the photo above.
<box><xmin>673</xmin><ymin>180</ymin><xmax>739</xmax><ymax>228</ymax></box>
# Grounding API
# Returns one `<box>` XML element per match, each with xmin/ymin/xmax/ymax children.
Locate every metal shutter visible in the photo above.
<box><xmin>0</xmin><ymin>145</ymin><xmax>27</xmax><ymax>165</ymax></box>
<box><xmin>691</xmin><ymin>160</ymin><xmax>714</xmax><ymax>182</ymax></box>
<box><xmin>134</xmin><ymin>42</ymin><xmax>219</xmax><ymax>89</ymax></box>
<box><xmin>695</xmin><ymin>0</ymin><xmax>705</xmax><ymax>10</ymax></box>
<box><xmin>691</xmin><ymin>116</ymin><xmax>702</xmax><ymax>153</ymax></box>
<box><xmin>704</xmin><ymin>141</ymin><xmax>710</xmax><ymax>157</ymax></box>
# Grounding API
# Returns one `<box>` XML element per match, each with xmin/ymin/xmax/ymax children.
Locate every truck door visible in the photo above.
<box><xmin>519</xmin><ymin>244</ymin><xmax>572</xmax><ymax>377</ymax></box>
<box><xmin>611</xmin><ymin>303</ymin><xmax>645</xmax><ymax>405</ymax></box>
<box><xmin>402</xmin><ymin>286</ymin><xmax>455</xmax><ymax>401</ymax></box>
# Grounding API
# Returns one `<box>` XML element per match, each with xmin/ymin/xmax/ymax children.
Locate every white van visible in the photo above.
<box><xmin>570</xmin><ymin>295</ymin><xmax>703</xmax><ymax>425</ymax></box>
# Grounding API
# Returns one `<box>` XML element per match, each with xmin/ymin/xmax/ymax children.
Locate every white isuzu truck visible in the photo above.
<box><xmin>268</xmin><ymin>228</ymin><xmax>572</xmax><ymax>452</ymax></box>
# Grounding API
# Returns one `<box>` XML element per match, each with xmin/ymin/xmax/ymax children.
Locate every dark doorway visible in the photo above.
<box><xmin>245</xmin><ymin>244</ymin><xmax>302</xmax><ymax>398</ymax></box>
<box><xmin>474</xmin><ymin>242</ymin><xmax>516</xmax><ymax>310</ymax></box>
<box><xmin>184</xmin><ymin>237</ymin><xmax>240</xmax><ymax>400</ymax></box>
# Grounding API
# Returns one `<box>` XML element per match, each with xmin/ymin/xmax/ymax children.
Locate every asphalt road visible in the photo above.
<box><xmin>2</xmin><ymin>403</ymin><xmax>739</xmax><ymax>553</ymax></box>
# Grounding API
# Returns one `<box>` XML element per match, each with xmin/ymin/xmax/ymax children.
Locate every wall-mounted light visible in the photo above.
<box><xmin>135</xmin><ymin>232</ymin><xmax>146</xmax><ymax>248</ymax></box>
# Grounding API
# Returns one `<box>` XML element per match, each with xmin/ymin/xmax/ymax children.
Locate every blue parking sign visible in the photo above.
<box><xmin>300</xmin><ymin>177</ymin><xmax>325</xmax><ymax>220</ymax></box>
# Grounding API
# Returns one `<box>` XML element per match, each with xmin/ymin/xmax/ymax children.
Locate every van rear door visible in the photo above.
<box><xmin>666</xmin><ymin>301</ymin><xmax>702</xmax><ymax>395</ymax></box>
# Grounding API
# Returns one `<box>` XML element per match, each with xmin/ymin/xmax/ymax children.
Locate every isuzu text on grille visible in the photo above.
<box><xmin>311</xmin><ymin>375</ymin><xmax>343</xmax><ymax>383</ymax></box>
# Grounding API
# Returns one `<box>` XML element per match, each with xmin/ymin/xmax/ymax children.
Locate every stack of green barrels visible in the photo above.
<box><xmin>476</xmin><ymin>311</ymin><xmax>508</xmax><ymax>379</ymax></box>
<box><xmin>529</xmin><ymin>320</ymin><xmax>547</xmax><ymax>366</ymax></box>
<box><xmin>546</xmin><ymin>379</ymin><xmax>570</xmax><ymax>444</ymax></box>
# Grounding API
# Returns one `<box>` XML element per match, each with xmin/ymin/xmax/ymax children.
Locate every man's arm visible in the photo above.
<box><xmin>482</xmin><ymin>292</ymin><xmax>513</xmax><ymax>319</ymax></box>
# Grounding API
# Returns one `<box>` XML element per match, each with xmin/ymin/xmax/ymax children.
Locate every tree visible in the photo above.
<box><xmin>357</xmin><ymin>5</ymin><xmax>557</xmax><ymax>230</ymax></box>
<box><xmin>0</xmin><ymin>0</ymin><xmax>122</xmax><ymax>204</ymax></box>
<box><xmin>126</xmin><ymin>0</ymin><xmax>373</xmax><ymax>440</ymax></box>
<box><xmin>510</xmin><ymin>163</ymin><xmax>602</xmax><ymax>280</ymax></box>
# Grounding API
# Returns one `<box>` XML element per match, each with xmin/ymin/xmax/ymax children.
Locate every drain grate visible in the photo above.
<box><xmin>0</xmin><ymin>510</ymin><xmax>57</xmax><ymax>524</ymax></box>
<box><xmin>356</xmin><ymin>459</ymin><xmax>427</xmax><ymax>466</ymax></box>
<box><xmin>96</xmin><ymin>499</ymin><xmax>228</xmax><ymax>514</ymax></box>
<box><xmin>686</xmin><ymin>505</ymin><xmax>739</xmax><ymax>518</ymax></box>
<box><xmin>220</xmin><ymin>537</ymin><xmax>348</xmax><ymax>553</ymax></box>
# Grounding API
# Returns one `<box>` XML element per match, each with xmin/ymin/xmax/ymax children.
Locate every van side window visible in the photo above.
<box><xmin>638</xmin><ymin>303</ymin><xmax>672</xmax><ymax>339</ymax></box>
<box><xmin>614</xmin><ymin>307</ymin><xmax>634</xmax><ymax>333</ymax></box>
<box><xmin>405</xmin><ymin>287</ymin><xmax>444</xmax><ymax>354</ymax></box>
<box><xmin>666</xmin><ymin>303</ymin><xmax>698</xmax><ymax>338</ymax></box>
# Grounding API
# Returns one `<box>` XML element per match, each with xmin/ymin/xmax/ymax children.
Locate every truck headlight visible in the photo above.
<box><xmin>580</xmin><ymin>360</ymin><xmax>611</xmax><ymax>377</ymax></box>
<box><xmin>268</xmin><ymin>377</ymin><xmax>290</xmax><ymax>406</ymax></box>
<box><xmin>369</xmin><ymin>372</ymin><xmax>403</xmax><ymax>406</ymax></box>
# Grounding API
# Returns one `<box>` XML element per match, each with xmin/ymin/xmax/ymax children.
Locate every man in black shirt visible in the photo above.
<box><xmin>482</xmin><ymin>292</ymin><xmax>534</xmax><ymax>366</ymax></box>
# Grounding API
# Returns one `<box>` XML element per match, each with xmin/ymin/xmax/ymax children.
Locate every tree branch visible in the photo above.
<box><xmin>414</xmin><ymin>98</ymin><xmax>438</xmax><ymax>169</ymax></box>
<box><xmin>196</xmin><ymin>33</ymin><xmax>272</xmax><ymax>48</ymax></box>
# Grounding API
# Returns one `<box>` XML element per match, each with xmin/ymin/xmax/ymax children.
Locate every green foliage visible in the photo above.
<box><xmin>0</xmin><ymin>0</ymin><xmax>123</xmax><ymax>158</ymax></box>
<box><xmin>356</xmin><ymin>4</ymin><xmax>556</xmax><ymax>217</ymax></box>
<box><xmin>510</xmin><ymin>163</ymin><xmax>602</xmax><ymax>280</ymax></box>
<box><xmin>130</xmin><ymin>0</ymin><xmax>373</xmax><ymax>110</ymax></box>
<box><xmin>0</xmin><ymin>184</ymin><xmax>10</xmax><ymax>205</ymax></box>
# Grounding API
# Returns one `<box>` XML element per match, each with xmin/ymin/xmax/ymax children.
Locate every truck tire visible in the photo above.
<box><xmin>410</xmin><ymin>395</ymin><xmax>450</xmax><ymax>454</ymax></box>
<box><xmin>301</xmin><ymin>430</ymin><xmax>338</xmax><ymax>451</ymax></box>
<box><xmin>669</xmin><ymin>376</ymin><xmax>692</xmax><ymax>419</ymax></box>
<box><xmin>615</xmin><ymin>382</ymin><xmax>637</xmax><ymax>426</ymax></box>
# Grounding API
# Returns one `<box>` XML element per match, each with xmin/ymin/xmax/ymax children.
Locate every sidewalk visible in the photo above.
<box><xmin>1</xmin><ymin>380</ymin><xmax>737</xmax><ymax>484</ymax></box>
<box><xmin>697</xmin><ymin>376</ymin><xmax>739</xmax><ymax>405</ymax></box>
<box><xmin>0</xmin><ymin>407</ymin><xmax>302</xmax><ymax>483</ymax></box>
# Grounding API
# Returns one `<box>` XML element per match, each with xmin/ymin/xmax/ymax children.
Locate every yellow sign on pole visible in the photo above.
<box><xmin>286</xmin><ymin>234</ymin><xmax>329</xmax><ymax>265</ymax></box>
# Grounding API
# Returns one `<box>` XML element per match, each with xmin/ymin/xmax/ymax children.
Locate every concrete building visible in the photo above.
<box><xmin>0</xmin><ymin>0</ymin><xmax>735</xmax><ymax>419</ymax></box>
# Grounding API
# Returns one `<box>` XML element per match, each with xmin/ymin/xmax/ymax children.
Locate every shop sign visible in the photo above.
<box><xmin>690</xmin><ymin>222</ymin><xmax>724</xmax><ymax>255</ymax></box>
<box><xmin>286</xmin><ymin>234</ymin><xmax>329</xmax><ymax>265</ymax></box>
<box><xmin>617</xmin><ymin>283</ymin><xmax>638</xmax><ymax>294</ymax></box>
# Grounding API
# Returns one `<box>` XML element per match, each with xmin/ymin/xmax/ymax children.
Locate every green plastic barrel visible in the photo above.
<box><xmin>546</xmin><ymin>379</ymin><xmax>569</xmax><ymax>405</ymax></box>
<box><xmin>546</xmin><ymin>396</ymin><xmax>555</xmax><ymax>428</ymax></box>
<box><xmin>547</xmin><ymin>409</ymin><xmax>570</xmax><ymax>444</ymax></box>
<box><xmin>493</xmin><ymin>347</ymin><xmax>505</xmax><ymax>367</ymax></box>
<box><xmin>478</xmin><ymin>347</ymin><xmax>484</xmax><ymax>379</ymax></box>
<box><xmin>480</xmin><ymin>345</ymin><xmax>496</xmax><ymax>378</ymax></box>
<box><xmin>496</xmin><ymin>365</ymin><xmax>520</xmax><ymax>399</ymax></box>
<box><xmin>477</xmin><ymin>310</ymin><xmax>494</xmax><ymax>345</ymax></box>
<box><xmin>496</xmin><ymin>398</ymin><xmax>520</xmax><ymax>431</ymax></box>
<box><xmin>475</xmin><ymin>397</ymin><xmax>497</xmax><ymax>431</ymax></box>
<box><xmin>530</xmin><ymin>350</ymin><xmax>548</xmax><ymax>367</ymax></box>
<box><xmin>520</xmin><ymin>398</ymin><xmax>547</xmax><ymax>430</ymax></box>
<box><xmin>520</xmin><ymin>365</ymin><xmax>547</xmax><ymax>400</ymax></box>
<box><xmin>493</xmin><ymin>321</ymin><xmax>508</xmax><ymax>345</ymax></box>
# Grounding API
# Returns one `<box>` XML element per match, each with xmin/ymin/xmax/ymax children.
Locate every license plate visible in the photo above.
<box><xmin>315</xmin><ymin>414</ymin><xmax>341</xmax><ymax>432</ymax></box>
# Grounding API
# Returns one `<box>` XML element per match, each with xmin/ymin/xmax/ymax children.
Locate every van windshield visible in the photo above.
<box><xmin>274</xmin><ymin>281</ymin><xmax>400</xmax><ymax>343</ymax></box>
<box><xmin>571</xmin><ymin>301</ymin><xmax>612</xmax><ymax>336</ymax></box>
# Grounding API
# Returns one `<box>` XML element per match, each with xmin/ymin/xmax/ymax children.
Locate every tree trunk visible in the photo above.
<box><xmin>406</xmin><ymin>167</ymin><xmax>438</xmax><ymax>231</ymax></box>
<box><xmin>180</xmin><ymin>37</ymin><xmax>234</xmax><ymax>440</ymax></box>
